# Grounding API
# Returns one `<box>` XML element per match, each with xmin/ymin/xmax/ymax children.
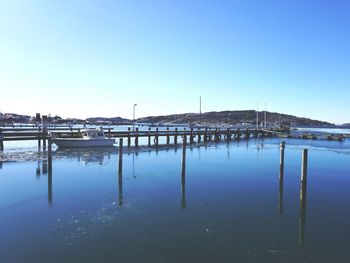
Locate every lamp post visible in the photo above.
<box><xmin>256</xmin><ymin>102</ymin><xmax>259</xmax><ymax>128</ymax></box>
<box><xmin>133</xmin><ymin>103</ymin><xmax>137</xmax><ymax>131</ymax></box>
<box><xmin>264</xmin><ymin>103</ymin><xmax>267</xmax><ymax>129</ymax></box>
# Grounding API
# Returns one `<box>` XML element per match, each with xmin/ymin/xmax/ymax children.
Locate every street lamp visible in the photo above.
<box><xmin>133</xmin><ymin>103</ymin><xmax>137</xmax><ymax>131</ymax></box>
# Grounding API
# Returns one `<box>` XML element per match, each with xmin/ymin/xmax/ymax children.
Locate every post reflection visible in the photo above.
<box><xmin>299</xmin><ymin>180</ymin><xmax>307</xmax><ymax>246</ymax></box>
<box><xmin>299</xmin><ymin>149</ymin><xmax>308</xmax><ymax>247</ymax></box>
<box><xmin>118</xmin><ymin>170</ymin><xmax>123</xmax><ymax>206</ymax></box>
<box><xmin>278</xmin><ymin>165</ymin><xmax>284</xmax><ymax>215</ymax></box>
<box><xmin>48</xmin><ymin>155</ymin><xmax>52</xmax><ymax>206</ymax></box>
<box><xmin>181</xmin><ymin>138</ymin><xmax>186</xmax><ymax>209</ymax></box>
<box><xmin>42</xmin><ymin>160</ymin><xmax>48</xmax><ymax>175</ymax></box>
<box><xmin>279</xmin><ymin>142</ymin><xmax>285</xmax><ymax>215</ymax></box>
<box><xmin>36</xmin><ymin>159</ymin><xmax>41</xmax><ymax>176</ymax></box>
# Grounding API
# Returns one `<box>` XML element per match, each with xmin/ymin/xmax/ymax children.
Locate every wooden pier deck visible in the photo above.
<box><xmin>0</xmin><ymin>127</ymin><xmax>277</xmax><ymax>150</ymax></box>
<box><xmin>0</xmin><ymin>125</ymin><xmax>346</xmax><ymax>151</ymax></box>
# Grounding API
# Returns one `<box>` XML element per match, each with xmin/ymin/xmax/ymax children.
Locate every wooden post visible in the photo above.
<box><xmin>166</xmin><ymin>127</ymin><xmax>170</xmax><ymax>145</ymax></box>
<box><xmin>135</xmin><ymin>127</ymin><xmax>139</xmax><ymax>147</ymax></box>
<box><xmin>236</xmin><ymin>128</ymin><xmax>241</xmax><ymax>140</ymax></box>
<box><xmin>108</xmin><ymin>128</ymin><xmax>111</xmax><ymax>138</ymax></box>
<box><xmin>155</xmin><ymin>128</ymin><xmax>159</xmax><ymax>147</ymax></box>
<box><xmin>37</xmin><ymin>125</ymin><xmax>41</xmax><ymax>148</ymax></box>
<box><xmin>127</xmin><ymin>127</ymin><xmax>131</xmax><ymax>147</ymax></box>
<box><xmin>278</xmin><ymin>142</ymin><xmax>285</xmax><ymax>215</ymax></box>
<box><xmin>181</xmin><ymin>135</ymin><xmax>187</xmax><ymax>209</ymax></box>
<box><xmin>253</xmin><ymin>128</ymin><xmax>258</xmax><ymax>138</ymax></box>
<box><xmin>190</xmin><ymin>128</ymin><xmax>194</xmax><ymax>144</ymax></box>
<box><xmin>197</xmin><ymin>128</ymin><xmax>201</xmax><ymax>143</ymax></box>
<box><xmin>299</xmin><ymin>149</ymin><xmax>308</xmax><ymax>246</ymax></box>
<box><xmin>48</xmin><ymin>136</ymin><xmax>52</xmax><ymax>206</ymax></box>
<box><xmin>182</xmin><ymin>135</ymin><xmax>187</xmax><ymax>173</ymax></box>
<box><xmin>148</xmin><ymin>127</ymin><xmax>151</xmax><ymax>147</ymax></box>
<box><xmin>118</xmin><ymin>138</ymin><xmax>123</xmax><ymax>206</ymax></box>
<box><xmin>204</xmin><ymin>128</ymin><xmax>208</xmax><ymax>142</ymax></box>
<box><xmin>42</xmin><ymin>115</ymin><xmax>47</xmax><ymax>148</ymax></box>
<box><xmin>174</xmin><ymin>128</ymin><xmax>178</xmax><ymax>145</ymax></box>
<box><xmin>280</xmin><ymin>141</ymin><xmax>286</xmax><ymax>170</ymax></box>
<box><xmin>300</xmin><ymin>149</ymin><xmax>308</xmax><ymax>197</ymax></box>
<box><xmin>226</xmin><ymin>128</ymin><xmax>230</xmax><ymax>141</ymax></box>
<box><xmin>48</xmin><ymin>137</ymin><xmax>52</xmax><ymax>166</ymax></box>
<box><xmin>118</xmin><ymin>138</ymin><xmax>123</xmax><ymax>174</ymax></box>
<box><xmin>0</xmin><ymin>128</ymin><xmax>3</xmax><ymax>151</ymax></box>
<box><xmin>245</xmin><ymin>128</ymin><xmax>250</xmax><ymax>139</ymax></box>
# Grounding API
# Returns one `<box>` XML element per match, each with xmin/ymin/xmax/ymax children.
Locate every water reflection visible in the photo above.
<box><xmin>54</xmin><ymin>147</ymin><xmax>114</xmax><ymax>165</ymax></box>
<box><xmin>299</xmin><ymin>150</ymin><xmax>308</xmax><ymax>247</ymax></box>
<box><xmin>278</xmin><ymin>165</ymin><xmax>284</xmax><ymax>215</ymax></box>
<box><xmin>181</xmin><ymin>142</ymin><xmax>186</xmax><ymax>209</ymax></box>
<box><xmin>299</xmin><ymin>176</ymin><xmax>307</xmax><ymax>246</ymax></box>
<box><xmin>48</xmin><ymin>160</ymin><xmax>52</xmax><ymax>206</ymax></box>
<box><xmin>118</xmin><ymin>170</ymin><xmax>123</xmax><ymax>206</ymax></box>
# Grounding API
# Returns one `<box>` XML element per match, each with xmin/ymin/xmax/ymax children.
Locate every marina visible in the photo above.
<box><xmin>1</xmin><ymin>133</ymin><xmax>350</xmax><ymax>262</ymax></box>
<box><xmin>1</xmin><ymin>1</ymin><xmax>349</xmax><ymax>262</ymax></box>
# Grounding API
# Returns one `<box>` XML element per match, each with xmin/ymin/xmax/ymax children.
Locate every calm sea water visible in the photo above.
<box><xmin>1</xmin><ymin>131</ymin><xmax>350</xmax><ymax>262</ymax></box>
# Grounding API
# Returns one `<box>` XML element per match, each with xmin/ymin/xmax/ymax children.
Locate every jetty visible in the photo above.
<box><xmin>0</xmin><ymin>125</ymin><xmax>277</xmax><ymax>151</ymax></box>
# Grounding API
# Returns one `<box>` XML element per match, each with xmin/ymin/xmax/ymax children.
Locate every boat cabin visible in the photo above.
<box><xmin>82</xmin><ymin>129</ymin><xmax>106</xmax><ymax>140</ymax></box>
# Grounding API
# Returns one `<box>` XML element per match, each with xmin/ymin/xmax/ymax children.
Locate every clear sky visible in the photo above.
<box><xmin>0</xmin><ymin>0</ymin><xmax>349</xmax><ymax>124</ymax></box>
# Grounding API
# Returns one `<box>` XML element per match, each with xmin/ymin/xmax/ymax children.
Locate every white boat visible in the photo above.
<box><xmin>52</xmin><ymin>129</ymin><xmax>115</xmax><ymax>148</ymax></box>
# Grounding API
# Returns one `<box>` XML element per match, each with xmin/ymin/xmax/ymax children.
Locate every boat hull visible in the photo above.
<box><xmin>52</xmin><ymin>138</ymin><xmax>115</xmax><ymax>148</ymax></box>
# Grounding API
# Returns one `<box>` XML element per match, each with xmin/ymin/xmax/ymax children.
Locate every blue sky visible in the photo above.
<box><xmin>0</xmin><ymin>0</ymin><xmax>349</xmax><ymax>123</ymax></box>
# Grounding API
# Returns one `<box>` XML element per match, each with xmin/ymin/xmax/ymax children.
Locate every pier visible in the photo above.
<box><xmin>0</xmin><ymin>126</ymin><xmax>277</xmax><ymax>150</ymax></box>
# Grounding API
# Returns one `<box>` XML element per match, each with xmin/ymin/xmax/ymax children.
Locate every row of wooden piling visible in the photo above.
<box><xmin>125</xmin><ymin>127</ymin><xmax>265</xmax><ymax>148</ymax></box>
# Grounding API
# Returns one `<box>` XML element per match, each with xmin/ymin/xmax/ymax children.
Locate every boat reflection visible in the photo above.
<box><xmin>54</xmin><ymin>147</ymin><xmax>114</xmax><ymax>165</ymax></box>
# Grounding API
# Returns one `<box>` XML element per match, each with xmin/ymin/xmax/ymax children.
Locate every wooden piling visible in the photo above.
<box><xmin>118</xmin><ymin>138</ymin><xmax>123</xmax><ymax>174</ymax></box>
<box><xmin>236</xmin><ymin>128</ymin><xmax>241</xmax><ymax>140</ymax></box>
<box><xmin>0</xmin><ymin>128</ymin><xmax>3</xmax><ymax>151</ymax></box>
<box><xmin>299</xmin><ymin>149</ymin><xmax>308</xmax><ymax>246</ymax></box>
<box><xmin>127</xmin><ymin>127</ymin><xmax>131</xmax><ymax>147</ymax></box>
<box><xmin>182</xmin><ymin>135</ymin><xmax>187</xmax><ymax>175</ymax></box>
<box><xmin>181</xmin><ymin>135</ymin><xmax>187</xmax><ymax>209</ymax></box>
<box><xmin>147</xmin><ymin>127</ymin><xmax>151</xmax><ymax>147</ymax></box>
<box><xmin>197</xmin><ymin>128</ymin><xmax>201</xmax><ymax>143</ymax></box>
<box><xmin>135</xmin><ymin>127</ymin><xmax>139</xmax><ymax>147</ymax></box>
<box><xmin>48</xmin><ymin>136</ymin><xmax>52</xmax><ymax>206</ymax></box>
<box><xmin>118</xmin><ymin>139</ymin><xmax>123</xmax><ymax>206</ymax></box>
<box><xmin>155</xmin><ymin>128</ymin><xmax>159</xmax><ymax>147</ymax></box>
<box><xmin>174</xmin><ymin>128</ymin><xmax>178</xmax><ymax>145</ymax></box>
<box><xmin>38</xmin><ymin>126</ymin><xmax>41</xmax><ymax>148</ymax></box>
<box><xmin>166</xmin><ymin>127</ymin><xmax>170</xmax><ymax>145</ymax></box>
<box><xmin>253</xmin><ymin>128</ymin><xmax>258</xmax><ymax>138</ymax></box>
<box><xmin>48</xmin><ymin>137</ymin><xmax>52</xmax><ymax>163</ymax></box>
<box><xmin>190</xmin><ymin>128</ymin><xmax>194</xmax><ymax>144</ymax></box>
<box><xmin>245</xmin><ymin>128</ymin><xmax>250</xmax><ymax>139</ymax></box>
<box><xmin>300</xmin><ymin>149</ymin><xmax>308</xmax><ymax>197</ymax></box>
<box><xmin>280</xmin><ymin>141</ymin><xmax>286</xmax><ymax>170</ymax></box>
<box><xmin>42</xmin><ymin>115</ymin><xmax>47</xmax><ymax>148</ymax></box>
<box><xmin>204</xmin><ymin>128</ymin><xmax>208</xmax><ymax>142</ymax></box>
